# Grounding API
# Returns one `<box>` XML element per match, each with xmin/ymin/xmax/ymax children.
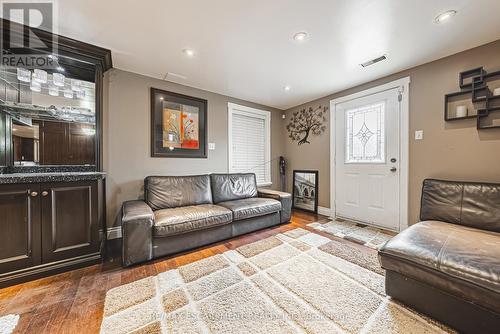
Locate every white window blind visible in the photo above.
<box><xmin>228</xmin><ymin>103</ymin><xmax>271</xmax><ymax>186</ymax></box>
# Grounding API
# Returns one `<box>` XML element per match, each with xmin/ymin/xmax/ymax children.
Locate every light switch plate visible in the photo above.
<box><xmin>415</xmin><ymin>130</ymin><xmax>424</xmax><ymax>140</ymax></box>
<box><xmin>208</xmin><ymin>143</ymin><xmax>216</xmax><ymax>150</ymax></box>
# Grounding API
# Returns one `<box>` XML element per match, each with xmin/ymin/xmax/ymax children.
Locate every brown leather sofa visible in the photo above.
<box><xmin>121</xmin><ymin>173</ymin><xmax>291</xmax><ymax>266</ymax></box>
<box><xmin>379</xmin><ymin>179</ymin><xmax>500</xmax><ymax>334</ymax></box>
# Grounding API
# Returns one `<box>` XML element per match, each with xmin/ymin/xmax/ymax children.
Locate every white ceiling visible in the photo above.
<box><xmin>54</xmin><ymin>0</ymin><xmax>500</xmax><ymax>110</ymax></box>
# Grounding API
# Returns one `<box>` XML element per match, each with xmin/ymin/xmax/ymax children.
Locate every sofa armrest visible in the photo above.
<box><xmin>258</xmin><ymin>188</ymin><xmax>292</xmax><ymax>223</ymax></box>
<box><xmin>121</xmin><ymin>200</ymin><xmax>154</xmax><ymax>266</ymax></box>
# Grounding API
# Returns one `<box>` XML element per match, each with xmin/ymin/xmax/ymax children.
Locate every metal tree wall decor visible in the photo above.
<box><xmin>286</xmin><ymin>105</ymin><xmax>328</xmax><ymax>145</ymax></box>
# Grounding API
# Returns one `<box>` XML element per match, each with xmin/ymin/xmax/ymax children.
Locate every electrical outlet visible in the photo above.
<box><xmin>208</xmin><ymin>143</ymin><xmax>216</xmax><ymax>150</ymax></box>
<box><xmin>415</xmin><ymin>130</ymin><xmax>424</xmax><ymax>140</ymax></box>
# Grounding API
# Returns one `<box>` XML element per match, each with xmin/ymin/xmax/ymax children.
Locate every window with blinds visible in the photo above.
<box><xmin>228</xmin><ymin>103</ymin><xmax>271</xmax><ymax>186</ymax></box>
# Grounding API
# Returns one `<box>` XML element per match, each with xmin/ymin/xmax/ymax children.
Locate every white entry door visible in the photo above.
<box><xmin>334</xmin><ymin>88</ymin><xmax>401</xmax><ymax>230</ymax></box>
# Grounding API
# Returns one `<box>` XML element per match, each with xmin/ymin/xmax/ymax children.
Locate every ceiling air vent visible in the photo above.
<box><xmin>360</xmin><ymin>55</ymin><xmax>387</xmax><ymax>68</ymax></box>
<box><xmin>163</xmin><ymin>72</ymin><xmax>187</xmax><ymax>81</ymax></box>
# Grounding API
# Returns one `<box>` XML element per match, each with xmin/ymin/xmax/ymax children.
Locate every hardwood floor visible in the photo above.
<box><xmin>0</xmin><ymin>210</ymin><xmax>375</xmax><ymax>334</ymax></box>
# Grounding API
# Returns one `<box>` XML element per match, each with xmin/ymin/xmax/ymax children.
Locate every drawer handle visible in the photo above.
<box><xmin>30</xmin><ymin>191</ymin><xmax>38</xmax><ymax>197</ymax></box>
<box><xmin>42</xmin><ymin>191</ymin><xmax>49</xmax><ymax>197</ymax></box>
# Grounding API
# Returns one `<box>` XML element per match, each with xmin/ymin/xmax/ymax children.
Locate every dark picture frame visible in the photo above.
<box><xmin>150</xmin><ymin>88</ymin><xmax>208</xmax><ymax>158</ymax></box>
<box><xmin>292</xmin><ymin>170</ymin><xmax>319</xmax><ymax>213</ymax></box>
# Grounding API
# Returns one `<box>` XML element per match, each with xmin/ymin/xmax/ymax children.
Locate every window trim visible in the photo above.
<box><xmin>227</xmin><ymin>102</ymin><xmax>272</xmax><ymax>187</ymax></box>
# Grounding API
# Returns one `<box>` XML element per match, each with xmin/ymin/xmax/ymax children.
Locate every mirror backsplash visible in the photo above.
<box><xmin>0</xmin><ymin>66</ymin><xmax>96</xmax><ymax>166</ymax></box>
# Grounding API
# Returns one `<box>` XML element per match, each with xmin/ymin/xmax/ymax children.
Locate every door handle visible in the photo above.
<box><xmin>42</xmin><ymin>191</ymin><xmax>49</xmax><ymax>196</ymax></box>
<box><xmin>390</xmin><ymin>167</ymin><xmax>397</xmax><ymax>172</ymax></box>
<box><xmin>30</xmin><ymin>191</ymin><xmax>38</xmax><ymax>197</ymax></box>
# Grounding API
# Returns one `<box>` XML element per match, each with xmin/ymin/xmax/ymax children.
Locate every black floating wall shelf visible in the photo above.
<box><xmin>445</xmin><ymin>67</ymin><xmax>500</xmax><ymax>130</ymax></box>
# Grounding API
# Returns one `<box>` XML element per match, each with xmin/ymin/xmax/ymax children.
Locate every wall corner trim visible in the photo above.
<box><xmin>318</xmin><ymin>206</ymin><xmax>333</xmax><ymax>217</ymax></box>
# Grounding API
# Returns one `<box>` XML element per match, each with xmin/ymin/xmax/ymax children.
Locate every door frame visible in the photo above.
<box><xmin>329</xmin><ymin>77</ymin><xmax>410</xmax><ymax>231</ymax></box>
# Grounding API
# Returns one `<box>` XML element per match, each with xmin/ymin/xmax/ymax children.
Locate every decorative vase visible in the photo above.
<box><xmin>456</xmin><ymin>105</ymin><xmax>467</xmax><ymax>118</ymax></box>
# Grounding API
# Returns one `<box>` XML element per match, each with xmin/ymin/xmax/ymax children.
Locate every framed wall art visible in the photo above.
<box><xmin>150</xmin><ymin>88</ymin><xmax>207</xmax><ymax>158</ymax></box>
<box><xmin>292</xmin><ymin>170</ymin><xmax>319</xmax><ymax>213</ymax></box>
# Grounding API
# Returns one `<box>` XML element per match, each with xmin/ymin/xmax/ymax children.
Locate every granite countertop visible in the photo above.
<box><xmin>0</xmin><ymin>172</ymin><xmax>106</xmax><ymax>184</ymax></box>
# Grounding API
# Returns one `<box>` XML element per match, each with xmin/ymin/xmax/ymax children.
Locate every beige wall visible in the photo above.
<box><xmin>104</xmin><ymin>40</ymin><xmax>500</xmax><ymax>229</ymax></box>
<box><xmin>284</xmin><ymin>40</ymin><xmax>500</xmax><ymax>226</ymax></box>
<box><xmin>103</xmin><ymin>69</ymin><xmax>284</xmax><ymax>227</ymax></box>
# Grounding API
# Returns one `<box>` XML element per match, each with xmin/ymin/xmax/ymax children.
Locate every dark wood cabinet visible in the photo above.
<box><xmin>41</xmin><ymin>181</ymin><xmax>99</xmax><ymax>263</ymax></box>
<box><xmin>0</xmin><ymin>19</ymin><xmax>111</xmax><ymax>287</ymax></box>
<box><xmin>68</xmin><ymin>123</ymin><xmax>95</xmax><ymax>165</ymax></box>
<box><xmin>38</xmin><ymin>121</ymin><xmax>96</xmax><ymax>165</ymax></box>
<box><xmin>13</xmin><ymin>136</ymin><xmax>35</xmax><ymax>162</ymax></box>
<box><xmin>0</xmin><ymin>180</ymin><xmax>104</xmax><ymax>287</ymax></box>
<box><xmin>0</xmin><ymin>184</ymin><xmax>41</xmax><ymax>274</ymax></box>
<box><xmin>39</xmin><ymin>121</ymin><xmax>68</xmax><ymax>165</ymax></box>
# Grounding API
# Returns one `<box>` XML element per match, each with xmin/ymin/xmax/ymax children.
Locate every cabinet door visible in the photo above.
<box><xmin>67</xmin><ymin>123</ymin><xmax>95</xmax><ymax>165</ymax></box>
<box><xmin>39</xmin><ymin>121</ymin><xmax>68</xmax><ymax>165</ymax></box>
<box><xmin>0</xmin><ymin>184</ymin><xmax>41</xmax><ymax>274</ymax></box>
<box><xmin>40</xmin><ymin>181</ymin><xmax>99</xmax><ymax>263</ymax></box>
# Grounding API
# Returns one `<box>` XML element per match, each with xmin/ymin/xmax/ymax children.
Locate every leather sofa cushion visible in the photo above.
<box><xmin>381</xmin><ymin>254</ymin><xmax>500</xmax><ymax>313</ymax></box>
<box><xmin>153</xmin><ymin>204</ymin><xmax>232</xmax><ymax>237</ymax></box>
<box><xmin>210</xmin><ymin>173</ymin><xmax>257</xmax><ymax>203</ymax></box>
<box><xmin>421</xmin><ymin>179</ymin><xmax>500</xmax><ymax>232</ymax></box>
<box><xmin>145</xmin><ymin>175</ymin><xmax>212</xmax><ymax>210</ymax></box>
<box><xmin>217</xmin><ymin>197</ymin><xmax>281</xmax><ymax>221</ymax></box>
<box><xmin>379</xmin><ymin>221</ymin><xmax>500</xmax><ymax>294</ymax></box>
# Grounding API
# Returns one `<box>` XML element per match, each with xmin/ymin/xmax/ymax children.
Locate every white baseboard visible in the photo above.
<box><xmin>107</xmin><ymin>226</ymin><xmax>122</xmax><ymax>240</ymax></box>
<box><xmin>318</xmin><ymin>206</ymin><xmax>333</xmax><ymax>217</ymax></box>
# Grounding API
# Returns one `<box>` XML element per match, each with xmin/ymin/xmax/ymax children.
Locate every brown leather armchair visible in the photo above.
<box><xmin>379</xmin><ymin>179</ymin><xmax>500</xmax><ymax>334</ymax></box>
<box><xmin>121</xmin><ymin>173</ymin><xmax>291</xmax><ymax>267</ymax></box>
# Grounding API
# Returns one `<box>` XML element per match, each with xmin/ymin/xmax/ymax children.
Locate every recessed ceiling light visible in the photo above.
<box><xmin>183</xmin><ymin>49</ymin><xmax>195</xmax><ymax>57</ymax></box>
<box><xmin>293</xmin><ymin>32</ymin><xmax>308</xmax><ymax>42</ymax></box>
<box><xmin>284</xmin><ymin>85</ymin><xmax>291</xmax><ymax>91</ymax></box>
<box><xmin>434</xmin><ymin>10</ymin><xmax>457</xmax><ymax>24</ymax></box>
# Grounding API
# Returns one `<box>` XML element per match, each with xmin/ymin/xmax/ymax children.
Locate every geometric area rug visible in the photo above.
<box><xmin>100</xmin><ymin>229</ymin><xmax>452</xmax><ymax>334</ymax></box>
<box><xmin>0</xmin><ymin>314</ymin><xmax>19</xmax><ymax>334</ymax></box>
